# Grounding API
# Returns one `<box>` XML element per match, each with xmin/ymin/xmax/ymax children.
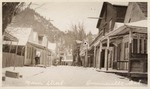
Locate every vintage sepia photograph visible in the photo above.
<box><xmin>1</xmin><ymin>0</ymin><xmax>148</xmax><ymax>87</ymax></box>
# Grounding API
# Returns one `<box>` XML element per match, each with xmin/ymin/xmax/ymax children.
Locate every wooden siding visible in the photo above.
<box><xmin>2</xmin><ymin>52</ymin><xmax>24</xmax><ymax>68</ymax></box>
<box><xmin>124</xmin><ymin>2</ymin><xmax>147</xmax><ymax>23</ymax></box>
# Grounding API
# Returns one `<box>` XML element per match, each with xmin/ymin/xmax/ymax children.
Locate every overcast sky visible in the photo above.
<box><xmin>29</xmin><ymin>1</ymin><xmax>128</xmax><ymax>34</ymax></box>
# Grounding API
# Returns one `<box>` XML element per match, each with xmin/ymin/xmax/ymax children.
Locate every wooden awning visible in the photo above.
<box><xmin>28</xmin><ymin>41</ymin><xmax>46</xmax><ymax>50</ymax></box>
<box><xmin>89</xmin><ymin>20</ymin><xmax>147</xmax><ymax>48</ymax></box>
<box><xmin>102</xmin><ymin>20</ymin><xmax>147</xmax><ymax>40</ymax></box>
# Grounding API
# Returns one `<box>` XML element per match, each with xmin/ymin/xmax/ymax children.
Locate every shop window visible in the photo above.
<box><xmin>3</xmin><ymin>44</ymin><xmax>10</xmax><ymax>52</ymax></box>
<box><xmin>17</xmin><ymin>46</ymin><xmax>25</xmax><ymax>56</ymax></box>
<box><xmin>10</xmin><ymin>45</ymin><xmax>16</xmax><ymax>53</ymax></box>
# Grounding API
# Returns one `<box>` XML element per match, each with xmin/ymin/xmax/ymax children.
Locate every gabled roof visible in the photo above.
<box><xmin>96</xmin><ymin>2</ymin><xmax>109</xmax><ymax>28</ymax></box>
<box><xmin>96</xmin><ymin>2</ymin><xmax>127</xmax><ymax>28</ymax></box>
<box><xmin>5</xmin><ymin>27</ymin><xmax>32</xmax><ymax>45</ymax></box>
<box><xmin>136</xmin><ymin>2</ymin><xmax>147</xmax><ymax>17</ymax></box>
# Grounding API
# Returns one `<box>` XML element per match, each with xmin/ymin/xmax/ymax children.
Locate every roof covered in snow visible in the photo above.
<box><xmin>125</xmin><ymin>20</ymin><xmax>147</xmax><ymax>28</ymax></box>
<box><xmin>5</xmin><ymin>27</ymin><xmax>32</xmax><ymax>45</ymax></box>
<box><xmin>114</xmin><ymin>22</ymin><xmax>124</xmax><ymax>30</ymax></box>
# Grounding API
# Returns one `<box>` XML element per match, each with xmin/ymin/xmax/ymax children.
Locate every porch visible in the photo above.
<box><xmin>91</xmin><ymin>20</ymin><xmax>147</xmax><ymax>80</ymax></box>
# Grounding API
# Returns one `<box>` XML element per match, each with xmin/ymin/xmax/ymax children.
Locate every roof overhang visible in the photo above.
<box><xmin>125</xmin><ymin>20</ymin><xmax>147</xmax><ymax>28</ymax></box>
<box><xmin>28</xmin><ymin>41</ymin><xmax>46</xmax><ymax>50</ymax></box>
<box><xmin>3</xmin><ymin>31</ymin><xmax>18</xmax><ymax>42</ymax></box>
<box><xmin>90</xmin><ymin>20</ymin><xmax>147</xmax><ymax>47</ymax></box>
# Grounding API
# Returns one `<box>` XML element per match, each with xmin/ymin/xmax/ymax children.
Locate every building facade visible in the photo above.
<box><xmin>89</xmin><ymin>2</ymin><xmax>147</xmax><ymax>79</ymax></box>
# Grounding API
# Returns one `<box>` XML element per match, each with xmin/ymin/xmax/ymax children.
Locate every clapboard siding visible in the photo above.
<box><xmin>2</xmin><ymin>52</ymin><xmax>24</xmax><ymax>68</ymax></box>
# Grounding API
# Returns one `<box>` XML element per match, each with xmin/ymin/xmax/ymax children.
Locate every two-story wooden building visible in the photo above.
<box><xmin>89</xmin><ymin>2</ymin><xmax>147</xmax><ymax>79</ymax></box>
<box><xmin>90</xmin><ymin>2</ymin><xmax>127</xmax><ymax>69</ymax></box>
<box><xmin>3</xmin><ymin>26</ymin><xmax>52</xmax><ymax>67</ymax></box>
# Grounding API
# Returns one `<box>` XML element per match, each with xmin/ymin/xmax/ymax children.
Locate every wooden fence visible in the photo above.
<box><xmin>2</xmin><ymin>52</ymin><xmax>24</xmax><ymax>68</ymax></box>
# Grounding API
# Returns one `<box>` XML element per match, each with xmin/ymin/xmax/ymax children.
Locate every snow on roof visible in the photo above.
<box><xmin>48</xmin><ymin>42</ymin><xmax>56</xmax><ymax>51</ymax></box>
<box><xmin>125</xmin><ymin>20</ymin><xmax>147</xmax><ymax>28</ymax></box>
<box><xmin>5</xmin><ymin>27</ymin><xmax>32</xmax><ymax>45</ymax></box>
<box><xmin>114</xmin><ymin>22</ymin><xmax>124</xmax><ymax>30</ymax></box>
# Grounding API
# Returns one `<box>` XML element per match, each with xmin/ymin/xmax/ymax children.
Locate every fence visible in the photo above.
<box><xmin>2</xmin><ymin>52</ymin><xmax>24</xmax><ymax>68</ymax></box>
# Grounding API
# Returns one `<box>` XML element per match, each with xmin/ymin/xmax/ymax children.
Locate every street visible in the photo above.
<box><xmin>2</xmin><ymin>66</ymin><xmax>146</xmax><ymax>86</ymax></box>
<box><xmin>2</xmin><ymin>2</ymin><xmax>148</xmax><ymax>88</ymax></box>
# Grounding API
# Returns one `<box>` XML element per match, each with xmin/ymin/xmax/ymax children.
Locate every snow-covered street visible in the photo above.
<box><xmin>2</xmin><ymin>66</ymin><xmax>146</xmax><ymax>86</ymax></box>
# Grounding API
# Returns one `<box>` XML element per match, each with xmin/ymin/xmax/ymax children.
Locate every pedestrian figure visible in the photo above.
<box><xmin>35</xmin><ymin>55</ymin><xmax>40</xmax><ymax>65</ymax></box>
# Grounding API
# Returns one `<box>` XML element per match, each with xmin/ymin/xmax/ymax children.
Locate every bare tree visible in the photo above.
<box><xmin>63</xmin><ymin>22</ymin><xmax>87</xmax><ymax>66</ymax></box>
<box><xmin>2</xmin><ymin>2</ymin><xmax>26</xmax><ymax>34</ymax></box>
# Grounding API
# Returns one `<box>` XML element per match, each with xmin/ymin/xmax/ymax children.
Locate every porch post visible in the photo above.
<box><xmin>106</xmin><ymin>37</ymin><xmax>110</xmax><ymax>70</ymax></box>
<box><xmin>99</xmin><ymin>42</ymin><xmax>102</xmax><ymax>69</ymax></box>
<box><xmin>85</xmin><ymin>48</ymin><xmax>88</xmax><ymax>67</ymax></box>
<box><xmin>14</xmin><ymin>42</ymin><xmax>18</xmax><ymax>70</ymax></box>
<box><xmin>93</xmin><ymin>46</ymin><xmax>96</xmax><ymax>68</ymax></box>
<box><xmin>24</xmin><ymin>46</ymin><xmax>27</xmax><ymax>66</ymax></box>
<box><xmin>128</xmin><ymin>29</ymin><xmax>133</xmax><ymax>79</ymax></box>
<box><xmin>8</xmin><ymin>41</ymin><xmax>12</xmax><ymax>67</ymax></box>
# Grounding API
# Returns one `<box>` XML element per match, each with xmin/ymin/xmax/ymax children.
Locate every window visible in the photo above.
<box><xmin>144</xmin><ymin>39</ymin><xmax>147</xmax><ymax>54</ymax></box>
<box><xmin>117</xmin><ymin>43</ymin><xmax>121</xmax><ymax>61</ymax></box>
<box><xmin>38</xmin><ymin>36</ymin><xmax>43</xmax><ymax>44</ymax></box>
<box><xmin>139</xmin><ymin>39</ymin><xmax>142</xmax><ymax>53</ymax></box>
<box><xmin>3</xmin><ymin>44</ymin><xmax>10</xmax><ymax>52</ymax></box>
<box><xmin>109</xmin><ymin>19</ymin><xmax>112</xmax><ymax>31</ymax></box>
<box><xmin>10</xmin><ymin>45</ymin><xmax>16</xmax><ymax>53</ymax></box>
<box><xmin>133</xmin><ymin>39</ymin><xmax>138</xmax><ymax>53</ymax></box>
<box><xmin>124</xmin><ymin>42</ymin><xmax>129</xmax><ymax>60</ymax></box>
<box><xmin>132</xmin><ymin>37</ymin><xmax>147</xmax><ymax>54</ymax></box>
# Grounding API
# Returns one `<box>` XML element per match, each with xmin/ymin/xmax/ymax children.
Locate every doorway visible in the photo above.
<box><xmin>100</xmin><ymin>49</ymin><xmax>105</xmax><ymax>68</ymax></box>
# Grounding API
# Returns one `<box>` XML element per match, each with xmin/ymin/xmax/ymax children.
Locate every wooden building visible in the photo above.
<box><xmin>89</xmin><ymin>2</ymin><xmax>147</xmax><ymax>79</ymax></box>
<box><xmin>80</xmin><ymin>40</ymin><xmax>94</xmax><ymax>67</ymax></box>
<box><xmin>90</xmin><ymin>2</ymin><xmax>127</xmax><ymax>68</ymax></box>
<box><xmin>3</xmin><ymin>27</ymin><xmax>52</xmax><ymax>67</ymax></box>
<box><xmin>2</xmin><ymin>31</ymin><xmax>21</xmax><ymax>68</ymax></box>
